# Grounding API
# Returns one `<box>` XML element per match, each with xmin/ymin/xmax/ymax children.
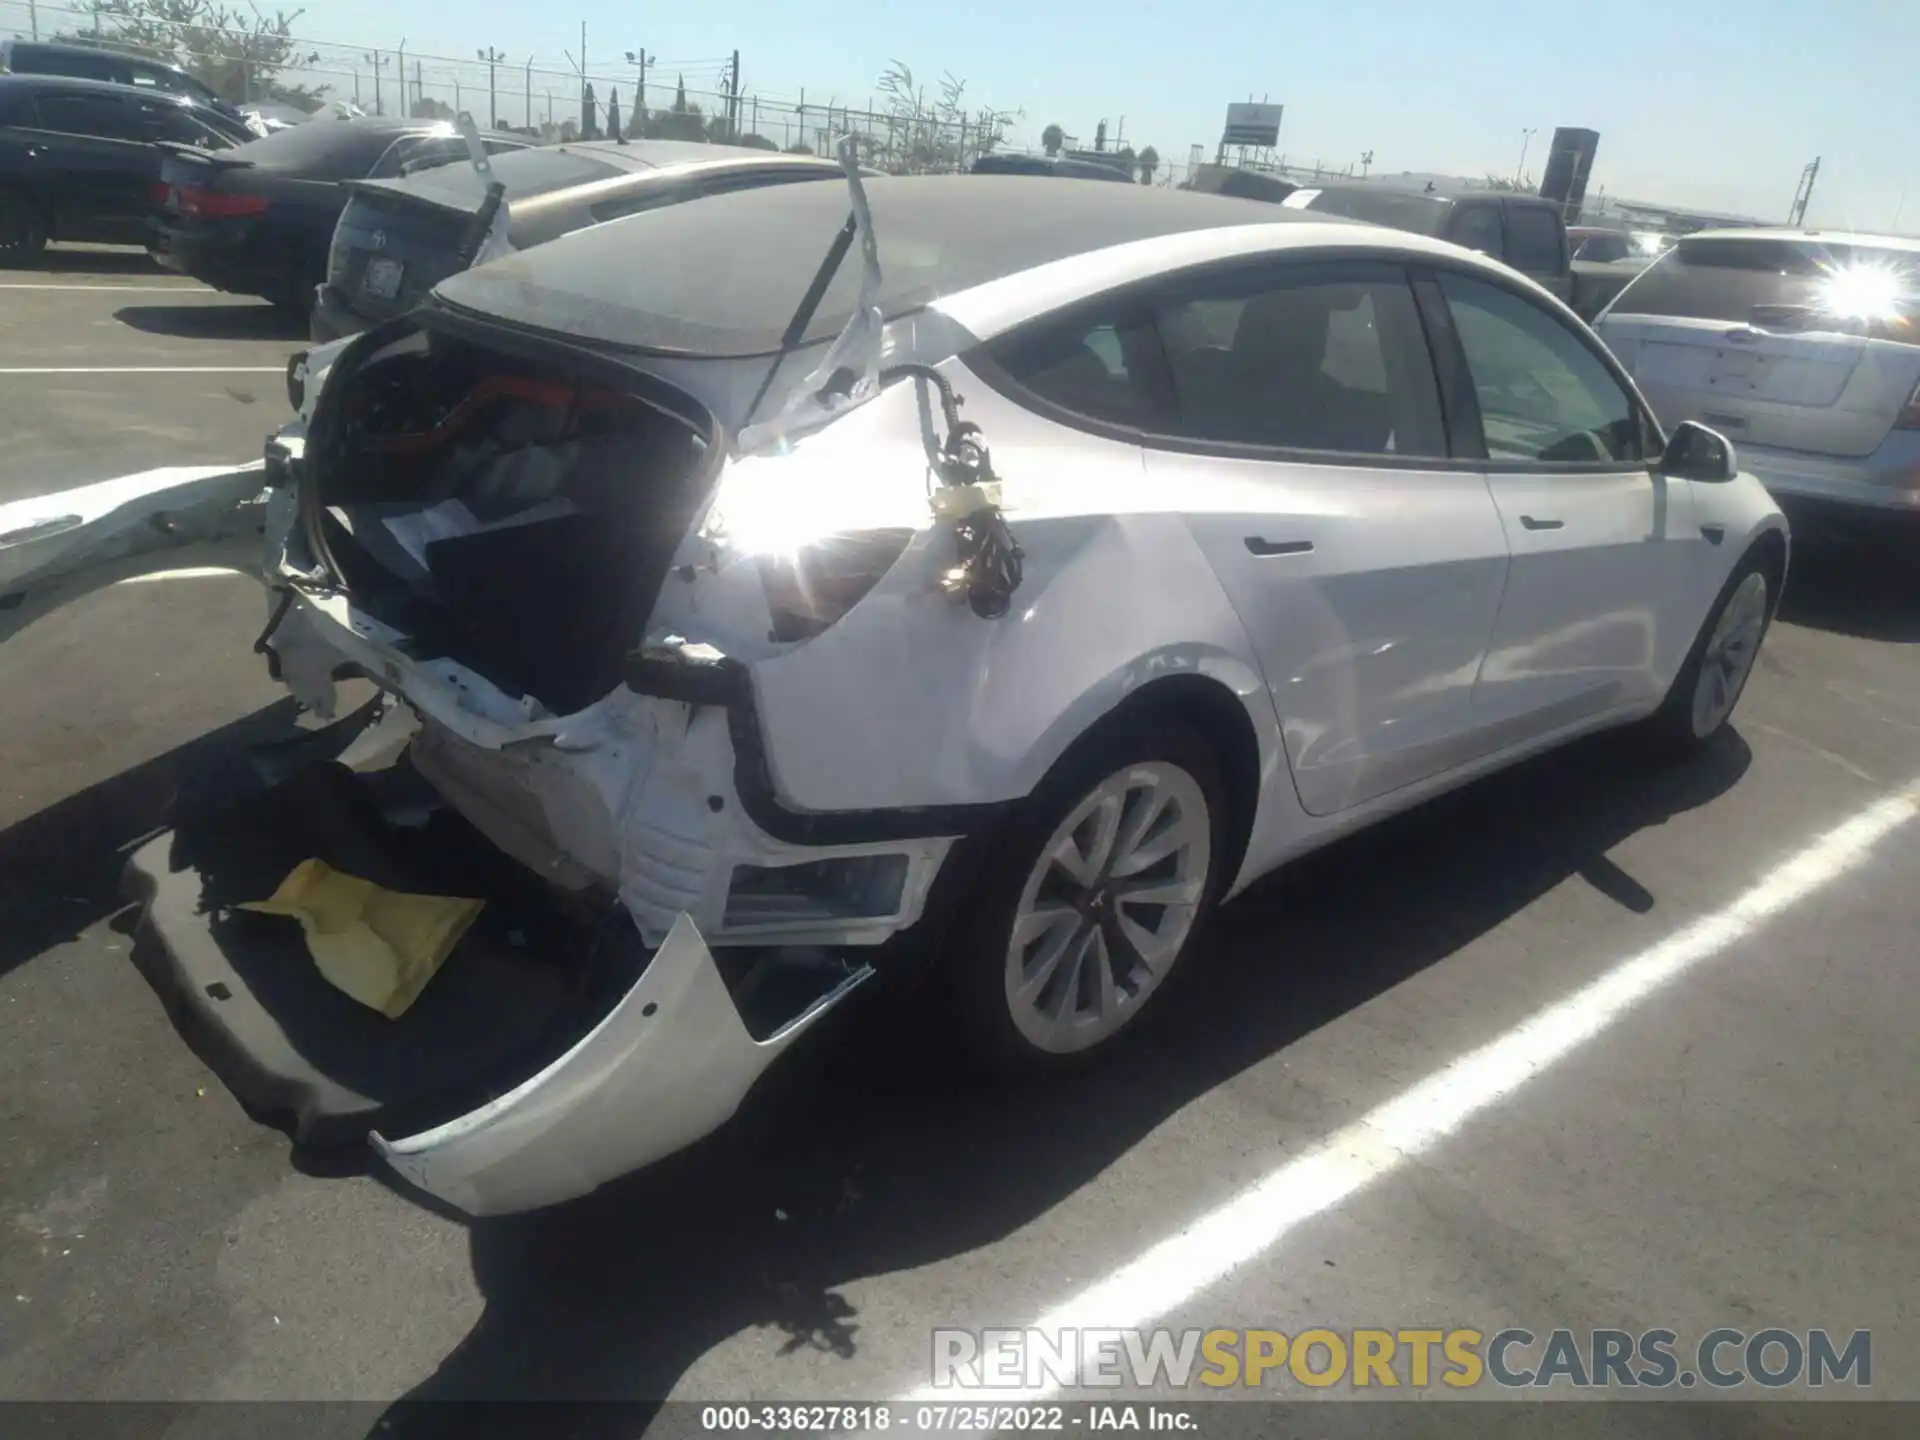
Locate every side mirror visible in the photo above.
<box><xmin>1659</xmin><ymin>419</ymin><xmax>1738</xmax><ymax>483</ymax></box>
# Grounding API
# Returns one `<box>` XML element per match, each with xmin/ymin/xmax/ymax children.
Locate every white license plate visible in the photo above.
<box><xmin>362</xmin><ymin>257</ymin><xmax>404</xmax><ymax>300</ymax></box>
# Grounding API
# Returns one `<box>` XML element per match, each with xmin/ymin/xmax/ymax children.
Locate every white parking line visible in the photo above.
<box><xmin>0</xmin><ymin>367</ymin><xmax>286</xmax><ymax>375</ymax></box>
<box><xmin>116</xmin><ymin>566</ymin><xmax>251</xmax><ymax>584</ymax></box>
<box><xmin>0</xmin><ymin>283</ymin><xmax>207</xmax><ymax>291</ymax></box>
<box><xmin>899</xmin><ymin>776</ymin><xmax>1920</xmax><ymax>1410</ymax></box>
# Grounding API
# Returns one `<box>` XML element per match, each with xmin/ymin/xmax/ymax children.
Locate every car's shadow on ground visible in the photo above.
<box><xmin>115</xmin><ymin>302</ymin><xmax>308</xmax><ymax>342</ymax></box>
<box><xmin>1776</xmin><ymin>541</ymin><xmax>1920</xmax><ymax>644</ymax></box>
<box><xmin>0</xmin><ymin>698</ymin><xmax>308</xmax><ymax>983</ymax></box>
<box><xmin>18</xmin><ymin>246</ymin><xmax>166</xmax><ymax>276</ymax></box>
<box><xmin>367</xmin><ymin>726</ymin><xmax>1751</xmax><ymax>1436</ymax></box>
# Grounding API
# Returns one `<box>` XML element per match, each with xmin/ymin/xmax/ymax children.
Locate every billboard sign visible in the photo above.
<box><xmin>1222</xmin><ymin>102</ymin><xmax>1283</xmax><ymax>148</ymax></box>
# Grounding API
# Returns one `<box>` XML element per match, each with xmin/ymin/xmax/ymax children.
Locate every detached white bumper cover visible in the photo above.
<box><xmin>0</xmin><ymin>463</ymin><xmax>269</xmax><ymax>643</ymax></box>
<box><xmin>371</xmin><ymin>915</ymin><xmax>873</xmax><ymax>1217</ymax></box>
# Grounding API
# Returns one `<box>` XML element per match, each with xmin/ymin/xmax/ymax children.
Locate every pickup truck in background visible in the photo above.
<box><xmin>1185</xmin><ymin>166</ymin><xmax>1642</xmax><ymax>322</ymax></box>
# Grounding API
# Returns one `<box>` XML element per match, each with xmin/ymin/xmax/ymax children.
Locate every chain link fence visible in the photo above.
<box><xmin>0</xmin><ymin>0</ymin><xmax>1050</xmax><ymax>174</ymax></box>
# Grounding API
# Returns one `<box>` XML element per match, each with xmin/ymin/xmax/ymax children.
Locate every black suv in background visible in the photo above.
<box><xmin>0</xmin><ymin>39</ymin><xmax>257</xmax><ymax>132</ymax></box>
<box><xmin>0</xmin><ymin>73</ymin><xmax>247</xmax><ymax>261</ymax></box>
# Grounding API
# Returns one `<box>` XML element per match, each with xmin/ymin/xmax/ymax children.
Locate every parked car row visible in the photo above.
<box><xmin>7</xmin><ymin>156</ymin><xmax>1812</xmax><ymax>1217</ymax></box>
<box><xmin>0</xmin><ymin>73</ymin><xmax>256</xmax><ymax>256</ymax></box>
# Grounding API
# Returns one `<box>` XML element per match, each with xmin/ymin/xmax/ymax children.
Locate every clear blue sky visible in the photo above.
<box><xmin>286</xmin><ymin>0</ymin><xmax>1916</xmax><ymax>229</ymax></box>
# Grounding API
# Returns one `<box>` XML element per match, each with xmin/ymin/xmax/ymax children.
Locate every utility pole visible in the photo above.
<box><xmin>1360</xmin><ymin>149</ymin><xmax>1374</xmax><ymax>178</ymax></box>
<box><xmin>478</xmin><ymin>47</ymin><xmax>505</xmax><ymax>130</ymax></box>
<box><xmin>363</xmin><ymin>51</ymin><xmax>389</xmax><ymax>116</ymax></box>
<box><xmin>1516</xmin><ymin>127</ymin><xmax>1537</xmax><ymax>185</ymax></box>
<box><xmin>580</xmin><ymin>23</ymin><xmax>588</xmax><ymax>127</ymax></box>
<box><xmin>525</xmin><ymin>57</ymin><xmax>534</xmax><ymax>131</ymax></box>
<box><xmin>414</xmin><ymin>61</ymin><xmax>422</xmax><ymax>115</ymax></box>
<box><xmin>28</xmin><ymin>0</ymin><xmax>37</xmax><ymax>41</ymax></box>
<box><xmin>728</xmin><ymin>50</ymin><xmax>741</xmax><ymax>135</ymax></box>
<box><xmin>1788</xmin><ymin>157</ymin><xmax>1821</xmax><ymax>227</ymax></box>
<box><xmin>397</xmin><ymin>39</ymin><xmax>407</xmax><ymax>113</ymax></box>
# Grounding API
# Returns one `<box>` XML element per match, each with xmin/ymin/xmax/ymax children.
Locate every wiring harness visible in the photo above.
<box><xmin>868</xmin><ymin>363</ymin><xmax>1025</xmax><ymax>620</ymax></box>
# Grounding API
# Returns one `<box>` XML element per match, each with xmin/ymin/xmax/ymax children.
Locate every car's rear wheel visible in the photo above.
<box><xmin>944</xmin><ymin>719</ymin><xmax>1228</xmax><ymax>1075</ymax></box>
<box><xmin>1643</xmin><ymin>549</ymin><xmax>1776</xmax><ymax>755</ymax></box>
<box><xmin>0</xmin><ymin>187</ymin><xmax>49</xmax><ymax>267</ymax></box>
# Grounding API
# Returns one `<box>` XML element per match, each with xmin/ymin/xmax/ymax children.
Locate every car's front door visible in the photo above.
<box><xmin>1119</xmin><ymin>259</ymin><xmax>1513</xmax><ymax>816</ymax></box>
<box><xmin>1426</xmin><ymin>266</ymin><xmax>1696</xmax><ymax>736</ymax></box>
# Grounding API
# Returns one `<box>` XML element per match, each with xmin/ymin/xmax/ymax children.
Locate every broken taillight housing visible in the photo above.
<box><xmin>757</xmin><ymin>528</ymin><xmax>915</xmax><ymax>643</ymax></box>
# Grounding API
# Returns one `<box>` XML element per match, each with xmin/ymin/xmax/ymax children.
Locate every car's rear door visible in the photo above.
<box><xmin>21</xmin><ymin>88</ymin><xmax>153</xmax><ymax>238</ymax></box>
<box><xmin>1596</xmin><ymin>235</ymin><xmax>1920</xmax><ymax>460</ymax></box>
<box><xmin>1427</xmin><ymin>265</ymin><xmax>1695</xmax><ymax>732</ymax></box>
<box><xmin>1063</xmin><ymin>257</ymin><xmax>1512</xmax><ymax>817</ymax></box>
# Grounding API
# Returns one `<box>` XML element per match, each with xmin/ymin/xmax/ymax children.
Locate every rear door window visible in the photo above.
<box><xmin>1505</xmin><ymin>206</ymin><xmax>1565</xmax><ymax>274</ymax></box>
<box><xmin>33</xmin><ymin>91</ymin><xmax>136</xmax><ymax>140</ymax></box>
<box><xmin>1149</xmin><ymin>265</ymin><xmax>1448</xmax><ymax>457</ymax></box>
<box><xmin>137</xmin><ymin>98</ymin><xmax>222</xmax><ymax>148</ymax></box>
<box><xmin>1446</xmin><ymin>204</ymin><xmax>1505</xmax><ymax>257</ymax></box>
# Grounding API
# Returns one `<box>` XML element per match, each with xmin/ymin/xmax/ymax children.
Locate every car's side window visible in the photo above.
<box><xmin>378</xmin><ymin>135</ymin><xmax>465</xmax><ymax>177</ymax></box>
<box><xmin>1437</xmin><ymin>270</ymin><xmax>1643</xmax><ymax>464</ymax></box>
<box><xmin>137</xmin><ymin>99</ymin><xmax>216</xmax><ymax>148</ymax></box>
<box><xmin>1149</xmin><ymin>266</ymin><xmax>1448</xmax><ymax>458</ymax></box>
<box><xmin>33</xmin><ymin>92</ymin><xmax>136</xmax><ymax>141</ymax></box>
<box><xmin>991</xmin><ymin>304</ymin><xmax>1166</xmax><ymax>430</ymax></box>
<box><xmin>1448</xmin><ymin>204</ymin><xmax>1504</xmax><ymax>257</ymax></box>
<box><xmin>1505</xmin><ymin>206</ymin><xmax>1565</xmax><ymax>274</ymax></box>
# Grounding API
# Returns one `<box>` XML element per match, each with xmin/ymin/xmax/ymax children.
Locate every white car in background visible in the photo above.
<box><xmin>1596</xmin><ymin>229</ymin><xmax>1920</xmax><ymax>552</ymax></box>
<box><xmin>0</xmin><ymin>159</ymin><xmax>1789</xmax><ymax>1217</ymax></box>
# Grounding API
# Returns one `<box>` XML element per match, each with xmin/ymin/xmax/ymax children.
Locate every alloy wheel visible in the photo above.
<box><xmin>1003</xmin><ymin>760</ymin><xmax>1212</xmax><ymax>1055</ymax></box>
<box><xmin>1691</xmin><ymin>570</ymin><xmax>1769</xmax><ymax>738</ymax></box>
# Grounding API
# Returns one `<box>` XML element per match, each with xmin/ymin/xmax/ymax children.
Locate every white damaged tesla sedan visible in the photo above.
<box><xmin>0</xmin><ymin>157</ymin><xmax>1789</xmax><ymax>1217</ymax></box>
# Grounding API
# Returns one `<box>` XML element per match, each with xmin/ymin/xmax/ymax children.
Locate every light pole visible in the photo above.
<box><xmin>1516</xmin><ymin>127</ymin><xmax>1537</xmax><ymax>185</ymax></box>
<box><xmin>478</xmin><ymin>47</ymin><xmax>506</xmax><ymax>130</ymax></box>
<box><xmin>363</xmin><ymin>51</ymin><xmax>389</xmax><ymax>116</ymax></box>
<box><xmin>1359</xmin><ymin>148</ymin><xmax>1374</xmax><ymax>178</ymax></box>
<box><xmin>625</xmin><ymin>49</ymin><xmax>650</xmax><ymax>128</ymax></box>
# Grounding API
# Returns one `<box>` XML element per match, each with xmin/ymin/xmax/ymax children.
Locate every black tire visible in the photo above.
<box><xmin>940</xmin><ymin>715</ymin><xmax>1232</xmax><ymax>1078</ymax></box>
<box><xmin>0</xmin><ymin>186</ymin><xmax>49</xmax><ymax>267</ymax></box>
<box><xmin>1640</xmin><ymin>546</ymin><xmax>1779</xmax><ymax>758</ymax></box>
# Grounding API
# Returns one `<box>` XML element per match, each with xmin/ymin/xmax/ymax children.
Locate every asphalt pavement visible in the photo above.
<box><xmin>0</xmin><ymin>248</ymin><xmax>302</xmax><ymax>504</ymax></box>
<box><xmin>1</xmin><ymin>249</ymin><xmax>1917</xmax><ymax>1432</ymax></box>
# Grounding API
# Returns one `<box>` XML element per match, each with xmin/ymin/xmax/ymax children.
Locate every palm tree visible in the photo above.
<box><xmin>1041</xmin><ymin>122</ymin><xmax>1064</xmax><ymax>157</ymax></box>
<box><xmin>1137</xmin><ymin>145</ymin><xmax>1160</xmax><ymax>185</ymax></box>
